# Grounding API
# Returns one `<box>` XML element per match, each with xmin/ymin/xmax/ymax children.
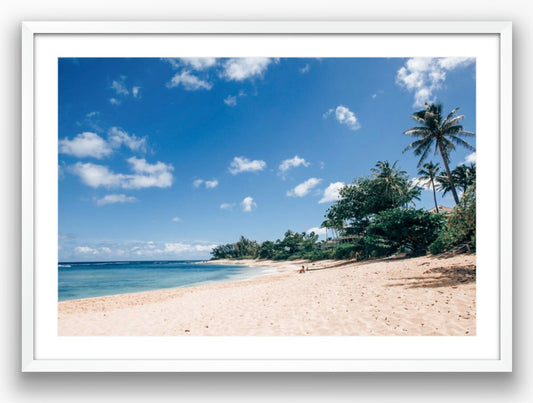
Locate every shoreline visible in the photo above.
<box><xmin>59</xmin><ymin>253</ymin><xmax>476</xmax><ymax>336</ymax></box>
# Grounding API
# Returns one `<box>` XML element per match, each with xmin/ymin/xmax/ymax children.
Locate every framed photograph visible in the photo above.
<box><xmin>22</xmin><ymin>21</ymin><xmax>512</xmax><ymax>372</ymax></box>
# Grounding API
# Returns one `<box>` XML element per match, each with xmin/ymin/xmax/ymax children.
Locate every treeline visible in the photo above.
<box><xmin>211</xmin><ymin>103</ymin><xmax>477</xmax><ymax>262</ymax></box>
<box><xmin>211</xmin><ymin>160</ymin><xmax>476</xmax><ymax>261</ymax></box>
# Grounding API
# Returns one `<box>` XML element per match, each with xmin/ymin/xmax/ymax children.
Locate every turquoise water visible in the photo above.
<box><xmin>58</xmin><ymin>260</ymin><xmax>273</xmax><ymax>301</ymax></box>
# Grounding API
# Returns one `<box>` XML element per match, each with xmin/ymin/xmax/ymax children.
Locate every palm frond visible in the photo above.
<box><xmin>448</xmin><ymin>135</ymin><xmax>475</xmax><ymax>151</ymax></box>
<box><xmin>445</xmin><ymin>107</ymin><xmax>460</xmax><ymax>121</ymax></box>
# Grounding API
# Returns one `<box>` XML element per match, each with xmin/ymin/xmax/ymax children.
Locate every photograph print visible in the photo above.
<box><xmin>58</xmin><ymin>56</ymin><xmax>476</xmax><ymax>336</ymax></box>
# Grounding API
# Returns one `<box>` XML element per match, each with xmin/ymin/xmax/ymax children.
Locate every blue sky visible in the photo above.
<box><xmin>58</xmin><ymin>57</ymin><xmax>476</xmax><ymax>261</ymax></box>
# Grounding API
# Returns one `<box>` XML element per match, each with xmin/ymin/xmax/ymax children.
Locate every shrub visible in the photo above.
<box><xmin>366</xmin><ymin>208</ymin><xmax>445</xmax><ymax>256</ymax></box>
<box><xmin>332</xmin><ymin>243</ymin><xmax>361</xmax><ymax>260</ymax></box>
<box><xmin>429</xmin><ymin>182</ymin><xmax>476</xmax><ymax>254</ymax></box>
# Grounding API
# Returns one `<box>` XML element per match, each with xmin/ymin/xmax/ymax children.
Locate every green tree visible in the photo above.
<box><xmin>258</xmin><ymin>240</ymin><xmax>276</xmax><ymax>259</ymax></box>
<box><xmin>366</xmin><ymin>208</ymin><xmax>445</xmax><ymax>256</ymax></box>
<box><xmin>323</xmin><ymin>163</ymin><xmax>421</xmax><ymax>236</ymax></box>
<box><xmin>429</xmin><ymin>181</ymin><xmax>476</xmax><ymax>254</ymax></box>
<box><xmin>403</xmin><ymin>103</ymin><xmax>475</xmax><ymax>204</ymax></box>
<box><xmin>417</xmin><ymin>161</ymin><xmax>441</xmax><ymax>213</ymax></box>
<box><xmin>436</xmin><ymin>163</ymin><xmax>476</xmax><ymax>197</ymax></box>
<box><xmin>371</xmin><ymin>160</ymin><xmax>408</xmax><ymax>206</ymax></box>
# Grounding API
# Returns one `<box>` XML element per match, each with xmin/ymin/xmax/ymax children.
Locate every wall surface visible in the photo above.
<box><xmin>1</xmin><ymin>1</ymin><xmax>529</xmax><ymax>402</ymax></box>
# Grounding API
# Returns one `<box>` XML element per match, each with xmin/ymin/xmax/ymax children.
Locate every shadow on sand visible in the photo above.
<box><xmin>386</xmin><ymin>265</ymin><xmax>476</xmax><ymax>289</ymax></box>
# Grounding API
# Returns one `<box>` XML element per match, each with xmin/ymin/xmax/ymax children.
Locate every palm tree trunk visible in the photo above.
<box><xmin>438</xmin><ymin>143</ymin><xmax>460</xmax><ymax>204</ymax></box>
<box><xmin>430</xmin><ymin>178</ymin><xmax>439</xmax><ymax>213</ymax></box>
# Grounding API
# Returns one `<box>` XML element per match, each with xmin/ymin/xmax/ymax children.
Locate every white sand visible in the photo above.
<box><xmin>58</xmin><ymin>254</ymin><xmax>476</xmax><ymax>336</ymax></box>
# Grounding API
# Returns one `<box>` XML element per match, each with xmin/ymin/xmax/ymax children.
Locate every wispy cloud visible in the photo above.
<box><xmin>224</xmin><ymin>95</ymin><xmax>237</xmax><ymax>106</ymax></box>
<box><xmin>287</xmin><ymin>178</ymin><xmax>322</xmax><ymax>197</ymax></box>
<box><xmin>108</xmin><ymin>127</ymin><xmax>147</xmax><ymax>153</ymax></box>
<box><xmin>220</xmin><ymin>203</ymin><xmax>235</xmax><ymax>210</ymax></box>
<box><xmin>166</xmin><ymin>70</ymin><xmax>213</xmax><ymax>91</ymax></box>
<box><xmin>229</xmin><ymin>156</ymin><xmax>266</xmax><ymax>175</ymax></box>
<box><xmin>193</xmin><ymin>179</ymin><xmax>219</xmax><ymax>189</ymax></box>
<box><xmin>95</xmin><ymin>194</ymin><xmax>138</xmax><ymax>206</ymax></box>
<box><xmin>300</xmin><ymin>64</ymin><xmax>310</xmax><ymax>74</ymax></box>
<box><xmin>171</xmin><ymin>217</ymin><xmax>182</xmax><ymax>222</ymax></box>
<box><xmin>71</xmin><ymin>157</ymin><xmax>173</xmax><ymax>189</ymax></box>
<box><xmin>319</xmin><ymin>182</ymin><xmax>344</xmax><ymax>203</ymax></box>
<box><xmin>59</xmin><ymin>132</ymin><xmax>113</xmax><ymax>159</ymax></box>
<box><xmin>221</xmin><ymin>58</ymin><xmax>276</xmax><ymax>81</ymax></box>
<box><xmin>323</xmin><ymin>105</ymin><xmax>361</xmax><ymax>131</ymax></box>
<box><xmin>241</xmin><ymin>196</ymin><xmax>257</xmax><ymax>212</ymax></box>
<box><xmin>110</xmin><ymin>77</ymin><xmax>141</xmax><ymax>104</ymax></box>
<box><xmin>180</xmin><ymin>58</ymin><xmax>218</xmax><ymax>70</ymax></box>
<box><xmin>278</xmin><ymin>155</ymin><xmax>310</xmax><ymax>178</ymax></box>
<box><xmin>111</xmin><ymin>79</ymin><xmax>129</xmax><ymax>96</ymax></box>
<box><xmin>69</xmin><ymin>240</ymin><xmax>217</xmax><ymax>259</ymax></box>
<box><xmin>396</xmin><ymin>57</ymin><xmax>475</xmax><ymax>107</ymax></box>
<box><xmin>164</xmin><ymin>242</ymin><xmax>218</xmax><ymax>254</ymax></box>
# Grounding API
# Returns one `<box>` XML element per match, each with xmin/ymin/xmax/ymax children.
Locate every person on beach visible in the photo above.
<box><xmin>299</xmin><ymin>265</ymin><xmax>306</xmax><ymax>274</ymax></box>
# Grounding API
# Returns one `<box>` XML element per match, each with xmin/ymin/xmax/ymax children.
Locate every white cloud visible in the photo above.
<box><xmin>278</xmin><ymin>155</ymin><xmax>310</xmax><ymax>177</ymax></box>
<box><xmin>193</xmin><ymin>179</ymin><xmax>218</xmax><ymax>189</ymax></box>
<box><xmin>336</xmin><ymin>106</ymin><xmax>360</xmax><ymax>130</ymax></box>
<box><xmin>166</xmin><ymin>70</ymin><xmax>213</xmax><ymax>91</ymax></box>
<box><xmin>109</xmin><ymin>98</ymin><xmax>121</xmax><ymax>105</ymax></box>
<box><xmin>75</xmin><ymin>246</ymin><xmax>99</xmax><ymax>255</ymax></box>
<box><xmin>71</xmin><ymin>158</ymin><xmax>173</xmax><ymax>189</ymax></box>
<box><xmin>64</xmin><ymin>239</ymin><xmax>219</xmax><ymax>260</ymax></box>
<box><xmin>111</xmin><ymin>80</ymin><xmax>129</xmax><ymax>96</ymax></box>
<box><xmin>396</xmin><ymin>57</ymin><xmax>475</xmax><ymax>107</ymax></box>
<box><xmin>324</xmin><ymin>106</ymin><xmax>360</xmax><ymax>131</ymax></box>
<box><xmin>221</xmin><ymin>58</ymin><xmax>275</xmax><ymax>81</ymax></box>
<box><xmin>463</xmin><ymin>152</ymin><xmax>477</xmax><ymax>164</ymax></box>
<box><xmin>220</xmin><ymin>203</ymin><xmax>235</xmax><ymax>210</ymax></box>
<box><xmin>241</xmin><ymin>196</ymin><xmax>257</xmax><ymax>212</ymax></box>
<box><xmin>125</xmin><ymin>157</ymin><xmax>174</xmax><ymax>188</ymax></box>
<box><xmin>193</xmin><ymin>179</ymin><xmax>204</xmax><ymax>188</ymax></box>
<box><xmin>172</xmin><ymin>217</ymin><xmax>182</xmax><ymax>222</ymax></box>
<box><xmin>437</xmin><ymin>57</ymin><xmax>475</xmax><ymax>70</ymax></box>
<box><xmin>180</xmin><ymin>58</ymin><xmax>217</xmax><ymax>70</ymax></box>
<box><xmin>306</xmin><ymin>227</ymin><xmax>327</xmax><ymax>236</ymax></box>
<box><xmin>96</xmin><ymin>194</ymin><xmax>138</xmax><ymax>206</ymax></box>
<box><xmin>410</xmin><ymin>177</ymin><xmax>431</xmax><ymax>191</ymax></box>
<box><xmin>205</xmin><ymin>180</ymin><xmax>219</xmax><ymax>189</ymax></box>
<box><xmin>229</xmin><ymin>156</ymin><xmax>266</xmax><ymax>174</ymax></box>
<box><xmin>287</xmin><ymin>178</ymin><xmax>322</xmax><ymax>198</ymax></box>
<box><xmin>164</xmin><ymin>242</ymin><xmax>217</xmax><ymax>253</ymax></box>
<box><xmin>59</xmin><ymin>132</ymin><xmax>113</xmax><ymax>159</ymax></box>
<box><xmin>319</xmin><ymin>181</ymin><xmax>345</xmax><ymax>203</ymax></box>
<box><xmin>224</xmin><ymin>95</ymin><xmax>237</xmax><ymax>106</ymax></box>
<box><xmin>108</xmin><ymin>127</ymin><xmax>147</xmax><ymax>152</ymax></box>
<box><xmin>71</xmin><ymin>163</ymin><xmax>123</xmax><ymax>188</ymax></box>
<box><xmin>300</xmin><ymin>64</ymin><xmax>310</xmax><ymax>74</ymax></box>
<box><xmin>132</xmin><ymin>86</ymin><xmax>141</xmax><ymax>98</ymax></box>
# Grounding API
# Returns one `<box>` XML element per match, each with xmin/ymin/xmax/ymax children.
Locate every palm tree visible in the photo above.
<box><xmin>417</xmin><ymin>161</ymin><xmax>441</xmax><ymax>213</ymax></box>
<box><xmin>453</xmin><ymin>163</ymin><xmax>476</xmax><ymax>193</ymax></box>
<box><xmin>403</xmin><ymin>103</ymin><xmax>475</xmax><ymax>204</ymax></box>
<box><xmin>436</xmin><ymin>173</ymin><xmax>454</xmax><ymax>197</ymax></box>
<box><xmin>371</xmin><ymin>160</ymin><xmax>408</xmax><ymax>206</ymax></box>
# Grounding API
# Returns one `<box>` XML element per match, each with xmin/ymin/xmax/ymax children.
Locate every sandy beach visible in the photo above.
<box><xmin>58</xmin><ymin>254</ymin><xmax>475</xmax><ymax>336</ymax></box>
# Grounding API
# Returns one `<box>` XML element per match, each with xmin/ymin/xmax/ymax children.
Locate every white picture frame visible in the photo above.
<box><xmin>21</xmin><ymin>21</ymin><xmax>512</xmax><ymax>372</ymax></box>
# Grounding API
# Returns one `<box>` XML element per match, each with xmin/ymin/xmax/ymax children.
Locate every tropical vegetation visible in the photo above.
<box><xmin>211</xmin><ymin>102</ymin><xmax>476</xmax><ymax>262</ymax></box>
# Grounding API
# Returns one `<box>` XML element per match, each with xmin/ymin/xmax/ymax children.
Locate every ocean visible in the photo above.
<box><xmin>58</xmin><ymin>260</ymin><xmax>274</xmax><ymax>301</ymax></box>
